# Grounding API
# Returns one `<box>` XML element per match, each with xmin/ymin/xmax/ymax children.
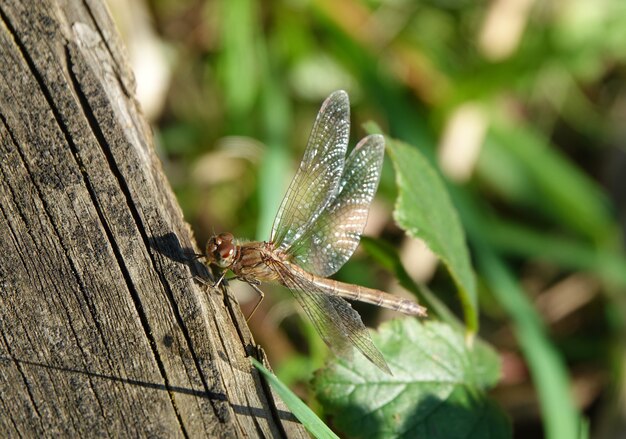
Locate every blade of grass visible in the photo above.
<box><xmin>256</xmin><ymin>38</ymin><xmax>290</xmax><ymax>240</ymax></box>
<box><xmin>457</xmin><ymin>190</ymin><xmax>585</xmax><ymax>439</ymax></box>
<box><xmin>251</xmin><ymin>358</ymin><xmax>339</xmax><ymax>439</ymax></box>
<box><xmin>476</xmin><ymin>247</ymin><xmax>583</xmax><ymax>439</ymax></box>
<box><xmin>485</xmin><ymin>219</ymin><xmax>626</xmax><ymax>288</ymax></box>
<box><xmin>219</xmin><ymin>0</ymin><xmax>259</xmax><ymax>119</ymax></box>
<box><xmin>479</xmin><ymin>123</ymin><xmax>613</xmax><ymax>243</ymax></box>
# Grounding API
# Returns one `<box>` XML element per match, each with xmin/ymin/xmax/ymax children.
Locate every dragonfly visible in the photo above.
<box><xmin>205</xmin><ymin>90</ymin><xmax>426</xmax><ymax>373</ymax></box>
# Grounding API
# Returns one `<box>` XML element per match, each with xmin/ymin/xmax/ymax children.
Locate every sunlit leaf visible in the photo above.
<box><xmin>367</xmin><ymin>124</ymin><xmax>478</xmax><ymax>333</ymax></box>
<box><xmin>313</xmin><ymin>319</ymin><xmax>509</xmax><ymax>439</ymax></box>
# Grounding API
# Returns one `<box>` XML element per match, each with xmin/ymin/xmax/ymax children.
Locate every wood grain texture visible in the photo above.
<box><xmin>0</xmin><ymin>0</ymin><xmax>307</xmax><ymax>437</ymax></box>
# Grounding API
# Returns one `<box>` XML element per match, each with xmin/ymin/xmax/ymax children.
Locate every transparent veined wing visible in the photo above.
<box><xmin>270</xmin><ymin>90</ymin><xmax>350</xmax><ymax>250</ymax></box>
<box><xmin>270</xmin><ymin>259</ymin><xmax>391</xmax><ymax>374</ymax></box>
<box><xmin>286</xmin><ymin>134</ymin><xmax>384</xmax><ymax>277</ymax></box>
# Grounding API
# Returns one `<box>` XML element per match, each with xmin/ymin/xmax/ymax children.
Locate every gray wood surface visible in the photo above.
<box><xmin>0</xmin><ymin>1</ymin><xmax>307</xmax><ymax>437</ymax></box>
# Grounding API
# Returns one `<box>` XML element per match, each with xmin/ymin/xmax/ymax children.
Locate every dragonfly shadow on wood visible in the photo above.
<box><xmin>148</xmin><ymin>232</ymin><xmax>213</xmax><ymax>283</ymax></box>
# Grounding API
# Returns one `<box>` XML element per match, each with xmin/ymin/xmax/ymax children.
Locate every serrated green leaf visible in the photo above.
<box><xmin>366</xmin><ymin>123</ymin><xmax>477</xmax><ymax>332</ymax></box>
<box><xmin>251</xmin><ymin>358</ymin><xmax>339</xmax><ymax>439</ymax></box>
<box><xmin>313</xmin><ymin>319</ymin><xmax>509</xmax><ymax>439</ymax></box>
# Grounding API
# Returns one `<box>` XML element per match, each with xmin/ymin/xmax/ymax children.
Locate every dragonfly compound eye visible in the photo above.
<box><xmin>212</xmin><ymin>240</ymin><xmax>235</xmax><ymax>268</ymax></box>
<box><xmin>219</xmin><ymin>242</ymin><xmax>234</xmax><ymax>259</ymax></box>
<box><xmin>205</xmin><ymin>236</ymin><xmax>220</xmax><ymax>263</ymax></box>
<box><xmin>218</xmin><ymin>232</ymin><xmax>234</xmax><ymax>242</ymax></box>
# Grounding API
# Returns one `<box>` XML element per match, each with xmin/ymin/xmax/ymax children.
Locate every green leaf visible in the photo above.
<box><xmin>313</xmin><ymin>319</ymin><xmax>510</xmax><ymax>439</ymax></box>
<box><xmin>251</xmin><ymin>358</ymin><xmax>339</xmax><ymax>439</ymax></box>
<box><xmin>367</xmin><ymin>123</ymin><xmax>477</xmax><ymax>332</ymax></box>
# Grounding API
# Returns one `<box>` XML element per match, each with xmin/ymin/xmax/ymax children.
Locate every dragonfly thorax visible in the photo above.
<box><xmin>205</xmin><ymin>232</ymin><xmax>238</xmax><ymax>269</ymax></box>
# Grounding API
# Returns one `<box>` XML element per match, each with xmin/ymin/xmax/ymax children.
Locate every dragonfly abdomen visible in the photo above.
<box><xmin>300</xmin><ymin>269</ymin><xmax>427</xmax><ymax>317</ymax></box>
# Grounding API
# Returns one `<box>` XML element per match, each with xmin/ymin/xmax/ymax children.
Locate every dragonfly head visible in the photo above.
<box><xmin>205</xmin><ymin>232</ymin><xmax>237</xmax><ymax>269</ymax></box>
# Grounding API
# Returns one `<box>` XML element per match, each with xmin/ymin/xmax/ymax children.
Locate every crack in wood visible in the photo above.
<box><xmin>63</xmin><ymin>51</ymin><xmax>193</xmax><ymax>438</ymax></box>
<box><xmin>0</xmin><ymin>113</ymin><xmax>114</xmax><ymax>435</ymax></box>
<box><xmin>0</xmin><ymin>329</ymin><xmax>45</xmax><ymax>434</ymax></box>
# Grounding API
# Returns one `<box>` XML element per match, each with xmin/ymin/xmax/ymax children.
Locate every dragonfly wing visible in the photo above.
<box><xmin>288</xmin><ymin>134</ymin><xmax>385</xmax><ymax>277</ymax></box>
<box><xmin>271</xmin><ymin>260</ymin><xmax>391</xmax><ymax>374</ymax></box>
<box><xmin>271</xmin><ymin>91</ymin><xmax>350</xmax><ymax>250</ymax></box>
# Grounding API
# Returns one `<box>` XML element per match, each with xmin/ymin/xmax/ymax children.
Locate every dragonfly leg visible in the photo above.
<box><xmin>245</xmin><ymin>281</ymin><xmax>265</xmax><ymax>322</ymax></box>
<box><xmin>212</xmin><ymin>270</ymin><xmax>228</xmax><ymax>288</ymax></box>
<box><xmin>193</xmin><ymin>275</ymin><xmax>208</xmax><ymax>286</ymax></box>
<box><xmin>193</xmin><ymin>271</ymin><xmax>233</xmax><ymax>289</ymax></box>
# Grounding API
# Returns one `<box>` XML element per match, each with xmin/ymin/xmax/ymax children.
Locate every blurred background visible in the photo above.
<box><xmin>107</xmin><ymin>0</ymin><xmax>626</xmax><ymax>437</ymax></box>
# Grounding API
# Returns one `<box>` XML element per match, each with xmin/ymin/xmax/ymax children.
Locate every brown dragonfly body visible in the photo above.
<box><xmin>212</xmin><ymin>237</ymin><xmax>425</xmax><ymax>315</ymax></box>
<box><xmin>205</xmin><ymin>91</ymin><xmax>426</xmax><ymax>373</ymax></box>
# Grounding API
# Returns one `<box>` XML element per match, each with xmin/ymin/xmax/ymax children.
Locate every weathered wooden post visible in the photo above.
<box><xmin>0</xmin><ymin>1</ymin><xmax>306</xmax><ymax>436</ymax></box>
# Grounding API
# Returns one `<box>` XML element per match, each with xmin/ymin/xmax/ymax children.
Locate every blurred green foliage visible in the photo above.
<box><xmin>125</xmin><ymin>0</ymin><xmax>626</xmax><ymax>436</ymax></box>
